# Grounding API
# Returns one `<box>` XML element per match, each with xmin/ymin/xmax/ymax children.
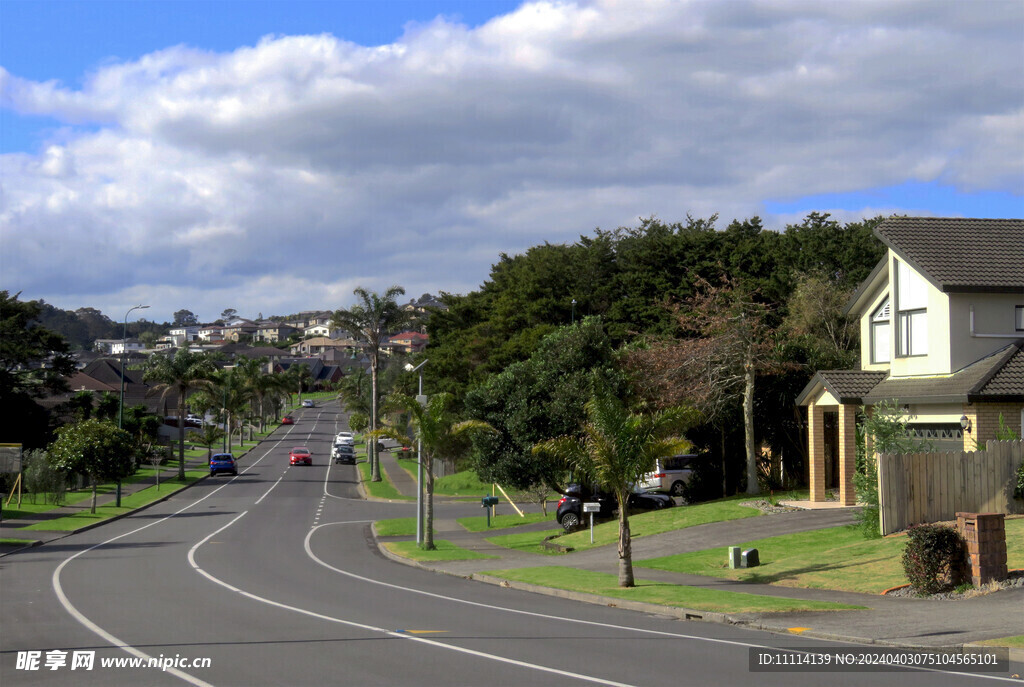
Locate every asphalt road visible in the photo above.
<box><xmin>1</xmin><ymin>404</ymin><xmax>1018</xmax><ymax>687</ymax></box>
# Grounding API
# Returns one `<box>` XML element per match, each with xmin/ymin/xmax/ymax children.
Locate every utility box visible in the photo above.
<box><xmin>728</xmin><ymin>546</ymin><xmax>741</xmax><ymax>569</ymax></box>
<box><xmin>741</xmin><ymin>548</ymin><xmax>760</xmax><ymax>568</ymax></box>
<box><xmin>957</xmin><ymin>512</ymin><xmax>1007</xmax><ymax>586</ymax></box>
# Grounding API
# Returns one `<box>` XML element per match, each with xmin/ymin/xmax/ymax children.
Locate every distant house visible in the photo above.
<box><xmin>385</xmin><ymin>331</ymin><xmax>429</xmax><ymax>354</ymax></box>
<box><xmin>797</xmin><ymin>217</ymin><xmax>1024</xmax><ymax>505</ymax></box>
<box><xmin>289</xmin><ymin>336</ymin><xmax>360</xmax><ymax>357</ymax></box>
<box><xmin>255</xmin><ymin>322</ymin><xmax>298</xmax><ymax>343</ymax></box>
<box><xmin>275</xmin><ymin>358</ymin><xmax>343</xmax><ymax>389</ymax></box>
<box><xmin>167</xmin><ymin>326</ymin><xmax>201</xmax><ymax>346</ymax></box>
<box><xmin>109</xmin><ymin>339</ymin><xmax>146</xmax><ymax>356</ymax></box>
<box><xmin>303</xmin><ymin>324</ymin><xmax>345</xmax><ymax>339</ymax></box>
<box><xmin>222</xmin><ymin>318</ymin><xmax>258</xmax><ymax>342</ymax></box>
<box><xmin>198</xmin><ymin>325</ymin><xmax>224</xmax><ymax>342</ymax></box>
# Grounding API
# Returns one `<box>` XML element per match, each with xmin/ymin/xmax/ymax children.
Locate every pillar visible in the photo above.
<box><xmin>838</xmin><ymin>404</ymin><xmax>858</xmax><ymax>506</ymax></box>
<box><xmin>808</xmin><ymin>403</ymin><xmax>826</xmax><ymax>502</ymax></box>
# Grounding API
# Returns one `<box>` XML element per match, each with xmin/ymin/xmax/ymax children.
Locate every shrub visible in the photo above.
<box><xmin>680</xmin><ymin>457</ymin><xmax>722</xmax><ymax>504</ymax></box>
<box><xmin>23</xmin><ymin>449</ymin><xmax>67</xmax><ymax>506</ymax></box>
<box><xmin>1014</xmin><ymin>460</ymin><xmax>1024</xmax><ymax>501</ymax></box>
<box><xmin>901</xmin><ymin>524</ymin><xmax>968</xmax><ymax>595</ymax></box>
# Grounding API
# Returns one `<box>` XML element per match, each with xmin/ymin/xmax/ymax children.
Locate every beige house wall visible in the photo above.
<box><xmin>948</xmin><ymin>293</ymin><xmax>1024</xmax><ymax>372</ymax></box>
<box><xmin>962</xmin><ymin>402</ymin><xmax>1024</xmax><ymax>449</ymax></box>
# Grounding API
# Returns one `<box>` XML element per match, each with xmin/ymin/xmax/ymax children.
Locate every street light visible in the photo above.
<box><xmin>118</xmin><ymin>304</ymin><xmax>149</xmax><ymax>507</ymax></box>
<box><xmin>571</xmin><ymin>298</ymin><xmax>576</xmax><ymax>324</ymax></box>
<box><xmin>404</xmin><ymin>359</ymin><xmax>429</xmax><ymax>545</ymax></box>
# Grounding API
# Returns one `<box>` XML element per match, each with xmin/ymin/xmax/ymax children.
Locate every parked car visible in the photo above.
<box><xmin>639</xmin><ymin>454</ymin><xmax>699</xmax><ymax>496</ymax></box>
<box><xmin>281</xmin><ymin>415</ymin><xmax>294</xmax><ymax>425</ymax></box>
<box><xmin>289</xmin><ymin>447</ymin><xmax>312</xmax><ymax>465</ymax></box>
<box><xmin>555</xmin><ymin>483</ymin><xmax>674</xmax><ymax>531</ymax></box>
<box><xmin>209</xmin><ymin>453</ymin><xmax>238</xmax><ymax>477</ymax></box>
<box><xmin>186</xmin><ymin>413</ymin><xmax>205</xmax><ymax>427</ymax></box>
<box><xmin>301</xmin><ymin>399</ymin><xmax>314</xmax><ymax>408</ymax></box>
<box><xmin>332</xmin><ymin>443</ymin><xmax>355</xmax><ymax>465</ymax></box>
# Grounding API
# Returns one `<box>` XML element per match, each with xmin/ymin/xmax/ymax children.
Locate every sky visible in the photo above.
<box><xmin>2</xmin><ymin>0</ymin><xmax>1022</xmax><ymax>325</ymax></box>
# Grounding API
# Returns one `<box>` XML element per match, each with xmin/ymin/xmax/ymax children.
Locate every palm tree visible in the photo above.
<box><xmin>374</xmin><ymin>392</ymin><xmax>493</xmax><ymax>550</ymax></box>
<box><xmin>211</xmin><ymin>368</ymin><xmax>252</xmax><ymax>454</ymax></box>
<box><xmin>331</xmin><ymin>286</ymin><xmax>409</xmax><ymax>482</ymax></box>
<box><xmin>145</xmin><ymin>349</ymin><xmax>218</xmax><ymax>480</ymax></box>
<box><xmin>533</xmin><ymin>390</ymin><xmax>694</xmax><ymax>587</ymax></box>
<box><xmin>236</xmin><ymin>355</ymin><xmax>274</xmax><ymax>433</ymax></box>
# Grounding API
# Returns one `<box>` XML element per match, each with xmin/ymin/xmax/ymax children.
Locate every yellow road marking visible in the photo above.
<box><xmin>787</xmin><ymin>627</ymin><xmax>810</xmax><ymax>635</ymax></box>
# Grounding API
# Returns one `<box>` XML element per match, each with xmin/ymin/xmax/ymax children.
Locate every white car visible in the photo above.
<box><xmin>335</xmin><ymin>431</ymin><xmax>354</xmax><ymax>445</ymax></box>
<box><xmin>301</xmin><ymin>399</ymin><xmax>314</xmax><ymax>408</ymax></box>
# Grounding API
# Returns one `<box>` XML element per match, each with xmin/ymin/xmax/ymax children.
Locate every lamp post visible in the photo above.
<box><xmin>405</xmin><ymin>359</ymin><xmax>429</xmax><ymax>545</ymax></box>
<box><xmin>118</xmin><ymin>304</ymin><xmax>149</xmax><ymax>507</ymax></box>
<box><xmin>571</xmin><ymin>299</ymin><xmax>576</xmax><ymax>324</ymax></box>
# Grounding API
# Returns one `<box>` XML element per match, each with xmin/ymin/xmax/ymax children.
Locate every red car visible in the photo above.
<box><xmin>289</xmin><ymin>447</ymin><xmax>312</xmax><ymax>465</ymax></box>
<box><xmin>281</xmin><ymin>415</ymin><xmax>294</xmax><ymax>425</ymax></box>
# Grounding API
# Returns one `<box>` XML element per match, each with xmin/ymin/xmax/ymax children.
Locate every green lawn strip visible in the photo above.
<box><xmin>459</xmin><ymin>512</ymin><xmax>551</xmax><ymax>532</ymax></box>
<box><xmin>374</xmin><ymin>518</ymin><xmax>436</xmax><ymax>537</ymax></box>
<box><xmin>22</xmin><ymin>469</ymin><xmax>208</xmax><ymax>531</ymax></box>
<box><xmin>973</xmin><ymin>636</ymin><xmax>1024</xmax><ymax>649</ymax></box>
<box><xmin>383</xmin><ymin>540</ymin><xmax>498</xmax><ymax>561</ymax></box>
<box><xmin>636</xmin><ymin>517</ymin><xmax>1024</xmax><ymax>595</ymax></box>
<box><xmin>480</xmin><ymin>567</ymin><xmax>864</xmax><ymax>613</ymax></box>
<box><xmin>484</xmin><ymin>530</ymin><xmax>565</xmax><ymax>555</ymax></box>
<box><xmin>431</xmin><ymin>469</ymin><xmax>493</xmax><ymax>497</ymax></box>
<box><xmin>550</xmin><ymin>496</ymin><xmax>761</xmax><ymax>553</ymax></box>
<box><xmin>357</xmin><ymin>460</ymin><xmax>413</xmax><ymax>501</ymax></box>
<box><xmin>1</xmin><ymin>537</ymin><xmax>39</xmax><ymax>546</ymax></box>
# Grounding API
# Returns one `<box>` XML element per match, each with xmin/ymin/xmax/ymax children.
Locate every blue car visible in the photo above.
<box><xmin>209</xmin><ymin>453</ymin><xmax>238</xmax><ymax>477</ymax></box>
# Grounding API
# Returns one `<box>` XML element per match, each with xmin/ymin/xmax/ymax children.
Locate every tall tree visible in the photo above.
<box><xmin>533</xmin><ymin>390</ymin><xmax>693</xmax><ymax>587</ymax></box>
<box><xmin>145</xmin><ymin>349</ymin><xmax>218</xmax><ymax>479</ymax></box>
<box><xmin>376</xmin><ymin>392</ymin><xmax>494</xmax><ymax>550</ymax></box>
<box><xmin>48</xmin><ymin>419</ymin><xmax>136</xmax><ymax>513</ymax></box>
<box><xmin>331</xmin><ymin>286</ymin><xmax>409</xmax><ymax>482</ymax></box>
<box><xmin>173</xmin><ymin>309</ymin><xmax>199</xmax><ymax>326</ymax></box>
<box><xmin>627</xmin><ymin>276</ymin><xmax>781</xmax><ymax>495</ymax></box>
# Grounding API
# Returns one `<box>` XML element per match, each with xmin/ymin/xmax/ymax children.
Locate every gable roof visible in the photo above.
<box><xmin>796</xmin><ymin>370</ymin><xmax>888</xmax><ymax>406</ymax></box>
<box><xmin>875</xmin><ymin>217</ymin><xmax>1024</xmax><ymax>292</ymax></box>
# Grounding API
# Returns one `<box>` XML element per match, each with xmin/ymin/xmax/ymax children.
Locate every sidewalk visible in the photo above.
<box><xmin>377</xmin><ymin>502</ymin><xmax>1024</xmax><ymax>656</ymax></box>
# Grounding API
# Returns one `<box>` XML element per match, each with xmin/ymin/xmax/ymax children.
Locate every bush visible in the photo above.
<box><xmin>1014</xmin><ymin>460</ymin><xmax>1024</xmax><ymax>501</ymax></box>
<box><xmin>680</xmin><ymin>457</ymin><xmax>723</xmax><ymax>504</ymax></box>
<box><xmin>23</xmin><ymin>449</ymin><xmax>67</xmax><ymax>506</ymax></box>
<box><xmin>901</xmin><ymin>524</ymin><xmax>968</xmax><ymax>595</ymax></box>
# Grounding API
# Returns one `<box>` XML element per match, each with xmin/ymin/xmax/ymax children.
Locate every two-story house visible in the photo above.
<box><xmin>797</xmin><ymin>217</ymin><xmax>1024</xmax><ymax>506</ymax></box>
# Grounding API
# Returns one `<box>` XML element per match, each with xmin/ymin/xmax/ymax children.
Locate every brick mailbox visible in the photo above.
<box><xmin>956</xmin><ymin>512</ymin><xmax>1007</xmax><ymax>586</ymax></box>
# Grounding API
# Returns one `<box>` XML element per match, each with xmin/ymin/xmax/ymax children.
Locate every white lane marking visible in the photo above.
<box><xmin>255</xmin><ymin>472</ymin><xmax>287</xmax><ymax>505</ymax></box>
<box><xmin>51</xmin><ymin>428</ymin><xmax>295</xmax><ymax>686</ymax></box>
<box><xmin>301</xmin><ymin>522</ymin><xmax>1020</xmax><ymax>684</ymax></box>
<box><xmin>186</xmin><ymin>520</ymin><xmax>632</xmax><ymax>687</ymax></box>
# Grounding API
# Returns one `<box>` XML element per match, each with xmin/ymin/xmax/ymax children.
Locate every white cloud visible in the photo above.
<box><xmin>1</xmin><ymin>0</ymin><xmax>1021</xmax><ymax>322</ymax></box>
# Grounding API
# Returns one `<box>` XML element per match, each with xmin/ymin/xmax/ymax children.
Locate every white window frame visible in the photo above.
<box><xmin>870</xmin><ymin>298</ymin><xmax>891</xmax><ymax>364</ymax></box>
<box><xmin>894</xmin><ymin>259</ymin><xmax>928</xmax><ymax>357</ymax></box>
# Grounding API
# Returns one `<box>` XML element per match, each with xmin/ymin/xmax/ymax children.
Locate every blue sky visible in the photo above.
<box><xmin>1</xmin><ymin>0</ymin><xmax>1022</xmax><ymax>323</ymax></box>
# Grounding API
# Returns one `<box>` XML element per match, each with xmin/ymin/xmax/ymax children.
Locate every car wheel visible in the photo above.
<box><xmin>559</xmin><ymin>512</ymin><xmax>580</xmax><ymax>531</ymax></box>
<box><xmin>670</xmin><ymin>481</ymin><xmax>686</xmax><ymax>497</ymax></box>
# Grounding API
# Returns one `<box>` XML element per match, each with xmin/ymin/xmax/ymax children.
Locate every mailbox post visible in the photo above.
<box><xmin>481</xmin><ymin>495</ymin><xmax>499</xmax><ymax>528</ymax></box>
<box><xmin>583</xmin><ymin>502</ymin><xmax>601</xmax><ymax>543</ymax></box>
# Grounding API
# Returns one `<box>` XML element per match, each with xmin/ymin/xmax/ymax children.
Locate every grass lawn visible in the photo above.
<box><xmin>974</xmin><ymin>636</ymin><xmax>1024</xmax><ymax>649</ymax></box>
<box><xmin>458</xmin><ymin>511</ymin><xmax>552</xmax><ymax>532</ymax></box>
<box><xmin>358</xmin><ymin>460</ymin><xmax>413</xmax><ymax>501</ymax></box>
<box><xmin>374</xmin><ymin>517</ymin><xmax>436</xmax><ymax>537</ymax></box>
<box><xmin>480</xmin><ymin>567</ymin><xmax>865</xmax><ymax>613</ymax></box>
<box><xmin>431</xmin><ymin>468</ymin><xmax>493</xmax><ymax>497</ymax></box>
<box><xmin>1</xmin><ymin>537</ymin><xmax>39</xmax><ymax>546</ymax></box>
<box><xmin>489</xmin><ymin>496</ymin><xmax>761</xmax><ymax>555</ymax></box>
<box><xmin>383</xmin><ymin>540</ymin><xmax>498</xmax><ymax>561</ymax></box>
<box><xmin>22</xmin><ymin>467</ymin><xmax>209</xmax><ymax>531</ymax></box>
<box><xmin>484</xmin><ymin>529</ymin><xmax>566</xmax><ymax>555</ymax></box>
<box><xmin>636</xmin><ymin>517</ymin><xmax>1024</xmax><ymax>595</ymax></box>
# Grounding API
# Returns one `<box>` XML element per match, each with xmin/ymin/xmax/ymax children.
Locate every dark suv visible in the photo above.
<box><xmin>555</xmin><ymin>483</ymin><xmax>673</xmax><ymax>531</ymax></box>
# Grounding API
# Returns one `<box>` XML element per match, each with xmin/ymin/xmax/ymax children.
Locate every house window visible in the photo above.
<box><xmin>1016</xmin><ymin>305</ymin><xmax>1023</xmax><ymax>331</ymax></box>
<box><xmin>870</xmin><ymin>298</ymin><xmax>890</xmax><ymax>364</ymax></box>
<box><xmin>895</xmin><ymin>260</ymin><xmax>928</xmax><ymax>357</ymax></box>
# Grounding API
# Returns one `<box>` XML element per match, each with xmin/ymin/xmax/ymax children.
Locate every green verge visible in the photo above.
<box><xmin>458</xmin><ymin>512</ymin><xmax>552</xmax><ymax>532</ymax></box>
<box><xmin>486</xmin><ymin>496</ymin><xmax>760</xmax><ymax>554</ymax></box>
<box><xmin>374</xmin><ymin>517</ymin><xmax>436</xmax><ymax>537</ymax></box>
<box><xmin>383</xmin><ymin>540</ymin><xmax>498</xmax><ymax>561</ymax></box>
<box><xmin>636</xmin><ymin>518</ymin><xmax>1024</xmax><ymax>595</ymax></box>
<box><xmin>22</xmin><ymin>467</ymin><xmax>209</xmax><ymax>531</ymax></box>
<box><xmin>484</xmin><ymin>529</ymin><xmax>565</xmax><ymax>555</ymax></box>
<box><xmin>1</xmin><ymin>538</ymin><xmax>39</xmax><ymax>547</ymax></box>
<box><xmin>358</xmin><ymin>460</ymin><xmax>413</xmax><ymax>501</ymax></box>
<box><xmin>481</xmin><ymin>567</ymin><xmax>864</xmax><ymax>613</ymax></box>
<box><xmin>973</xmin><ymin>636</ymin><xmax>1024</xmax><ymax>649</ymax></box>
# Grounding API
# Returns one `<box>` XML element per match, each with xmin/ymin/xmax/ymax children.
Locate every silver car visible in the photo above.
<box><xmin>639</xmin><ymin>454</ymin><xmax>697</xmax><ymax>496</ymax></box>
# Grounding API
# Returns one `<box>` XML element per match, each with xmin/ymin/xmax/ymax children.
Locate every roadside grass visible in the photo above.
<box><xmin>22</xmin><ymin>467</ymin><xmax>209</xmax><ymax>531</ymax></box>
<box><xmin>1</xmin><ymin>537</ymin><xmax>39</xmax><ymax>547</ymax></box>
<box><xmin>458</xmin><ymin>512</ymin><xmax>552</xmax><ymax>532</ymax></box>
<box><xmin>383</xmin><ymin>540</ymin><xmax>498</xmax><ymax>561</ymax></box>
<box><xmin>374</xmin><ymin>518</ymin><xmax>435</xmax><ymax>537</ymax></box>
<box><xmin>498</xmin><ymin>496</ymin><xmax>760</xmax><ymax>554</ymax></box>
<box><xmin>358</xmin><ymin>460</ymin><xmax>413</xmax><ymax>501</ymax></box>
<box><xmin>432</xmin><ymin>468</ymin><xmax>493</xmax><ymax>497</ymax></box>
<box><xmin>484</xmin><ymin>529</ymin><xmax>565</xmax><ymax>555</ymax></box>
<box><xmin>479</xmin><ymin>567</ymin><xmax>865</xmax><ymax>613</ymax></box>
<box><xmin>973</xmin><ymin>636</ymin><xmax>1024</xmax><ymax>649</ymax></box>
<box><xmin>636</xmin><ymin>518</ymin><xmax>1024</xmax><ymax>595</ymax></box>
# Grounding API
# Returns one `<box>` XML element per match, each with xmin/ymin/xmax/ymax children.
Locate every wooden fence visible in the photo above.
<box><xmin>878</xmin><ymin>440</ymin><xmax>1023</xmax><ymax>535</ymax></box>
